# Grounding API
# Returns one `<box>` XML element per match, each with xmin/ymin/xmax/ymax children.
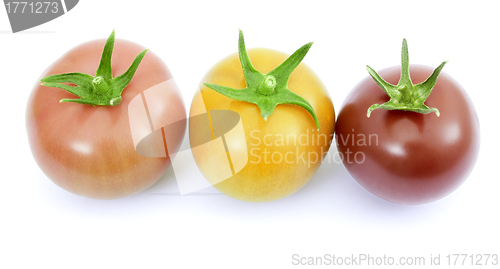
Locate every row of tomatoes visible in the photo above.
<box><xmin>26</xmin><ymin>31</ymin><xmax>480</xmax><ymax>205</ymax></box>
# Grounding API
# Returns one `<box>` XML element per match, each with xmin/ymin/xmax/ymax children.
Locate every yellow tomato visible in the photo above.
<box><xmin>190</xmin><ymin>46</ymin><xmax>335</xmax><ymax>202</ymax></box>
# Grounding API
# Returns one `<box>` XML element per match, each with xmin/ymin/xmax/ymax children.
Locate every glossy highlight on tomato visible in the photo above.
<box><xmin>336</xmin><ymin>65</ymin><xmax>480</xmax><ymax>204</ymax></box>
<box><xmin>26</xmin><ymin>32</ymin><xmax>185</xmax><ymax>199</ymax></box>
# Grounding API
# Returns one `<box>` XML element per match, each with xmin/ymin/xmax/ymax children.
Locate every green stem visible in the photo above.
<box><xmin>258</xmin><ymin>75</ymin><xmax>277</xmax><ymax>95</ymax></box>
<box><xmin>204</xmin><ymin>30</ymin><xmax>320</xmax><ymax>130</ymax></box>
<box><xmin>366</xmin><ymin>39</ymin><xmax>446</xmax><ymax>117</ymax></box>
<box><xmin>40</xmin><ymin>30</ymin><xmax>148</xmax><ymax>106</ymax></box>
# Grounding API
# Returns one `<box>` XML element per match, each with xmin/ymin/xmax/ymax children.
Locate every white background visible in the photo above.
<box><xmin>1</xmin><ymin>1</ymin><xmax>499</xmax><ymax>268</ymax></box>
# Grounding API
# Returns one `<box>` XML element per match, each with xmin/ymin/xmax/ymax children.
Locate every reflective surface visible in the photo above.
<box><xmin>336</xmin><ymin>65</ymin><xmax>480</xmax><ymax>204</ymax></box>
<box><xmin>26</xmin><ymin>38</ymin><xmax>186</xmax><ymax>199</ymax></box>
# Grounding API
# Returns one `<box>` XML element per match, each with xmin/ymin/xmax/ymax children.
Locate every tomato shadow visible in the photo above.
<box><xmin>288</xmin><ymin>143</ymin><xmax>454</xmax><ymax>226</ymax></box>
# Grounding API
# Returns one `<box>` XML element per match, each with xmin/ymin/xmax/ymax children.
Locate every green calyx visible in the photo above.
<box><xmin>40</xmin><ymin>30</ymin><xmax>148</xmax><ymax>106</ymax></box>
<box><xmin>366</xmin><ymin>39</ymin><xmax>447</xmax><ymax>117</ymax></box>
<box><xmin>204</xmin><ymin>30</ymin><xmax>320</xmax><ymax>130</ymax></box>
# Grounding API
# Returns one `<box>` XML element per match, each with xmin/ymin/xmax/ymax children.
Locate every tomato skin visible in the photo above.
<box><xmin>336</xmin><ymin>65</ymin><xmax>480</xmax><ymax>205</ymax></box>
<box><xmin>190</xmin><ymin>48</ymin><xmax>335</xmax><ymax>202</ymax></box>
<box><xmin>26</xmin><ymin>38</ymin><xmax>185</xmax><ymax>199</ymax></box>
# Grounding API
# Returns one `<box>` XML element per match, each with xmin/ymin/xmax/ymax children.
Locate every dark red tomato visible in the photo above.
<box><xmin>26</xmin><ymin>36</ymin><xmax>185</xmax><ymax>199</ymax></box>
<box><xmin>336</xmin><ymin>65</ymin><xmax>480</xmax><ymax>204</ymax></box>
